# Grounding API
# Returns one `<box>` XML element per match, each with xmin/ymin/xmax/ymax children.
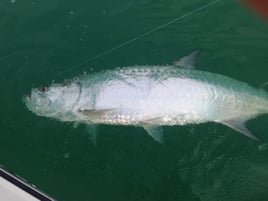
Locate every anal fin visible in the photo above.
<box><xmin>220</xmin><ymin>119</ymin><xmax>260</xmax><ymax>141</ymax></box>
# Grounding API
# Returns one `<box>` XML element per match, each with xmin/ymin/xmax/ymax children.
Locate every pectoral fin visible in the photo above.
<box><xmin>173</xmin><ymin>50</ymin><xmax>200</xmax><ymax>69</ymax></box>
<box><xmin>220</xmin><ymin>119</ymin><xmax>260</xmax><ymax>141</ymax></box>
<box><xmin>143</xmin><ymin>125</ymin><xmax>164</xmax><ymax>143</ymax></box>
<box><xmin>142</xmin><ymin>117</ymin><xmax>164</xmax><ymax>125</ymax></box>
<box><xmin>79</xmin><ymin>108</ymin><xmax>115</xmax><ymax>121</ymax></box>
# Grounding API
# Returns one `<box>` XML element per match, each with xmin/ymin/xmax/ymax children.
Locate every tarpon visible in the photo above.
<box><xmin>24</xmin><ymin>51</ymin><xmax>268</xmax><ymax>143</ymax></box>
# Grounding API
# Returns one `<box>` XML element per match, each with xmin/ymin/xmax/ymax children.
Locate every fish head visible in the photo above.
<box><xmin>23</xmin><ymin>82</ymin><xmax>81</xmax><ymax>120</ymax></box>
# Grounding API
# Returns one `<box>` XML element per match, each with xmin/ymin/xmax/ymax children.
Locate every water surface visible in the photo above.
<box><xmin>0</xmin><ymin>0</ymin><xmax>268</xmax><ymax>200</ymax></box>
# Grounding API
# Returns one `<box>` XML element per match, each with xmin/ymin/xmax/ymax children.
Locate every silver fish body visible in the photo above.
<box><xmin>24</xmin><ymin>65</ymin><xmax>268</xmax><ymax>142</ymax></box>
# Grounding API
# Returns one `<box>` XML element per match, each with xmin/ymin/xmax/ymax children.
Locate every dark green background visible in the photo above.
<box><xmin>1</xmin><ymin>0</ymin><xmax>268</xmax><ymax>200</ymax></box>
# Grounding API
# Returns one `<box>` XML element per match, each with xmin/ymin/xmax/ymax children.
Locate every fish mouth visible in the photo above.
<box><xmin>22</xmin><ymin>94</ymin><xmax>30</xmax><ymax>104</ymax></box>
<box><xmin>22</xmin><ymin>94</ymin><xmax>34</xmax><ymax>111</ymax></box>
<box><xmin>22</xmin><ymin>90</ymin><xmax>46</xmax><ymax>115</ymax></box>
<box><xmin>23</xmin><ymin>94</ymin><xmax>47</xmax><ymax>117</ymax></box>
<box><xmin>24</xmin><ymin>94</ymin><xmax>31</xmax><ymax>100</ymax></box>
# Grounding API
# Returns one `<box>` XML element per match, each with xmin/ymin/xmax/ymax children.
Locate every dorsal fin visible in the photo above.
<box><xmin>173</xmin><ymin>50</ymin><xmax>200</xmax><ymax>69</ymax></box>
<box><xmin>260</xmin><ymin>82</ymin><xmax>268</xmax><ymax>91</ymax></box>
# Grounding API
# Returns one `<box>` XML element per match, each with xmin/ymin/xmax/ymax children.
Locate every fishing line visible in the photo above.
<box><xmin>53</xmin><ymin>0</ymin><xmax>220</xmax><ymax>78</ymax></box>
<box><xmin>0</xmin><ymin>53</ymin><xmax>13</xmax><ymax>63</ymax></box>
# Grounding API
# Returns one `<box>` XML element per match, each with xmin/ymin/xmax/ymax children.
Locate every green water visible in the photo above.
<box><xmin>1</xmin><ymin>0</ymin><xmax>268</xmax><ymax>200</ymax></box>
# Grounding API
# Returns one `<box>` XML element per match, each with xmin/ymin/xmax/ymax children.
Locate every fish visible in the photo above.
<box><xmin>23</xmin><ymin>51</ymin><xmax>268</xmax><ymax>143</ymax></box>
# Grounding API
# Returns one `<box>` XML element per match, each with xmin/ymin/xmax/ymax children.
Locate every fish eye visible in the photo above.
<box><xmin>39</xmin><ymin>86</ymin><xmax>48</xmax><ymax>92</ymax></box>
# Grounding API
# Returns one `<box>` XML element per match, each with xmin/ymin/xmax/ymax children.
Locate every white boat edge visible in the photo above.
<box><xmin>0</xmin><ymin>166</ymin><xmax>54</xmax><ymax>201</ymax></box>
